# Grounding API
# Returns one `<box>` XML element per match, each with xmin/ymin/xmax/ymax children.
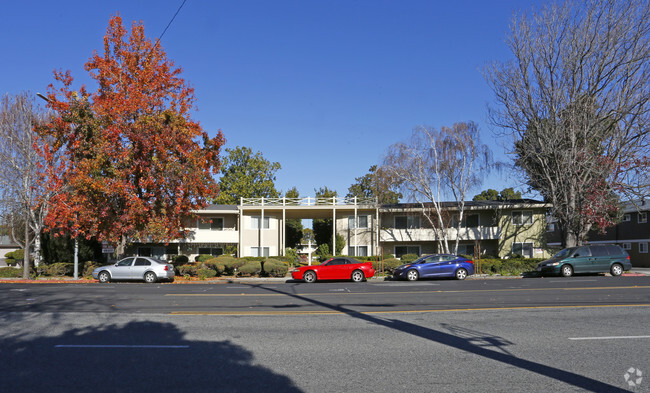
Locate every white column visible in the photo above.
<box><xmin>332</xmin><ymin>197</ymin><xmax>336</xmax><ymax>255</ymax></box>
<box><xmin>239</xmin><ymin>198</ymin><xmax>243</xmax><ymax>258</ymax></box>
<box><xmin>261</xmin><ymin>198</ymin><xmax>265</xmax><ymax>257</ymax></box>
<box><xmin>282</xmin><ymin>198</ymin><xmax>286</xmax><ymax>256</ymax></box>
<box><xmin>354</xmin><ymin>197</ymin><xmax>358</xmax><ymax>256</ymax></box>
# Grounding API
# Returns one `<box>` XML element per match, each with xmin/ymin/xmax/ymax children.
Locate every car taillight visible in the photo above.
<box><xmin>467</xmin><ymin>260</ymin><xmax>474</xmax><ymax>264</ymax></box>
<box><xmin>163</xmin><ymin>265</ymin><xmax>169</xmax><ymax>271</ymax></box>
<box><xmin>627</xmin><ymin>255</ymin><xmax>630</xmax><ymax>260</ymax></box>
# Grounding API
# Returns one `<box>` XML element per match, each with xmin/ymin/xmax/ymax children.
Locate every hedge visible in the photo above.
<box><xmin>0</xmin><ymin>267</ymin><xmax>22</xmax><ymax>278</ymax></box>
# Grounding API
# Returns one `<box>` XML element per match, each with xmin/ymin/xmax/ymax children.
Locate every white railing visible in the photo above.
<box><xmin>380</xmin><ymin>227</ymin><xmax>502</xmax><ymax>242</ymax></box>
<box><xmin>240</xmin><ymin>196</ymin><xmax>377</xmax><ymax>207</ymax></box>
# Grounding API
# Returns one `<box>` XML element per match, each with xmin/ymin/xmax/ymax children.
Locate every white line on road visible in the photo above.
<box><xmin>568</xmin><ymin>335</ymin><xmax>650</xmax><ymax>340</ymax></box>
<box><xmin>55</xmin><ymin>345</ymin><xmax>189</xmax><ymax>348</ymax></box>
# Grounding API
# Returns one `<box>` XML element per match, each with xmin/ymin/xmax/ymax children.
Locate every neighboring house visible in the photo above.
<box><xmin>0</xmin><ymin>235</ymin><xmax>20</xmax><ymax>266</ymax></box>
<box><xmin>128</xmin><ymin>198</ymin><xmax>553</xmax><ymax>261</ymax></box>
<box><xmin>573</xmin><ymin>200</ymin><xmax>648</xmax><ymax>267</ymax></box>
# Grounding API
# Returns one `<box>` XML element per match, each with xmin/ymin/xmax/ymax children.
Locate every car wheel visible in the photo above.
<box><xmin>406</xmin><ymin>269</ymin><xmax>419</xmax><ymax>281</ymax></box>
<box><xmin>303</xmin><ymin>270</ymin><xmax>317</xmax><ymax>283</ymax></box>
<box><xmin>610</xmin><ymin>263</ymin><xmax>623</xmax><ymax>277</ymax></box>
<box><xmin>98</xmin><ymin>271</ymin><xmax>110</xmax><ymax>283</ymax></box>
<box><xmin>455</xmin><ymin>268</ymin><xmax>468</xmax><ymax>280</ymax></box>
<box><xmin>561</xmin><ymin>264</ymin><xmax>573</xmax><ymax>277</ymax></box>
<box><xmin>144</xmin><ymin>271</ymin><xmax>157</xmax><ymax>283</ymax></box>
<box><xmin>351</xmin><ymin>270</ymin><xmax>365</xmax><ymax>282</ymax></box>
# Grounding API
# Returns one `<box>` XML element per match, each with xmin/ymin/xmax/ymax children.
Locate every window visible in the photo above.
<box><xmin>138</xmin><ymin>247</ymin><xmax>152</xmax><ymax>256</ymax></box>
<box><xmin>640</xmin><ymin>242</ymin><xmax>648</xmax><ymax>254</ymax></box>
<box><xmin>251</xmin><ymin>247</ymin><xmax>270</xmax><ymax>257</ymax></box>
<box><xmin>165</xmin><ymin>246</ymin><xmax>178</xmax><ymax>255</ymax></box>
<box><xmin>458</xmin><ymin>244</ymin><xmax>475</xmax><ymax>256</ymax></box>
<box><xmin>348</xmin><ymin>215</ymin><xmax>369</xmax><ymax>229</ymax></box>
<box><xmin>251</xmin><ymin>216</ymin><xmax>270</xmax><ymax>229</ymax></box>
<box><xmin>639</xmin><ymin>212</ymin><xmax>648</xmax><ymax>224</ymax></box>
<box><xmin>547</xmin><ymin>223</ymin><xmax>555</xmax><ymax>232</ymax></box>
<box><xmin>621</xmin><ymin>243</ymin><xmax>632</xmax><ymax>250</ymax></box>
<box><xmin>512</xmin><ymin>242</ymin><xmax>533</xmax><ymax>258</ymax></box>
<box><xmin>464</xmin><ymin>214</ymin><xmax>479</xmax><ymax>228</ymax></box>
<box><xmin>622</xmin><ymin>214</ymin><xmax>631</xmax><ymax>222</ymax></box>
<box><xmin>394</xmin><ymin>216</ymin><xmax>421</xmax><ymax>229</ymax></box>
<box><xmin>395</xmin><ymin>245</ymin><xmax>420</xmax><ymax>258</ymax></box>
<box><xmin>199</xmin><ymin>247</ymin><xmax>224</xmax><ymax>256</ymax></box>
<box><xmin>134</xmin><ymin>258</ymin><xmax>151</xmax><ymax>266</ymax></box>
<box><xmin>512</xmin><ymin>211</ymin><xmax>533</xmax><ymax>225</ymax></box>
<box><xmin>350</xmin><ymin>246</ymin><xmax>368</xmax><ymax>257</ymax></box>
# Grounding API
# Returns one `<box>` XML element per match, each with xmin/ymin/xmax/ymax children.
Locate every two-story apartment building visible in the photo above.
<box><xmin>127</xmin><ymin>197</ymin><xmax>553</xmax><ymax>261</ymax></box>
<box><xmin>379</xmin><ymin>201</ymin><xmax>551</xmax><ymax>259</ymax></box>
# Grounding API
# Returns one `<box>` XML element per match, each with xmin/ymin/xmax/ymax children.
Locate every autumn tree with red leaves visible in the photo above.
<box><xmin>38</xmin><ymin>15</ymin><xmax>225</xmax><ymax>248</ymax></box>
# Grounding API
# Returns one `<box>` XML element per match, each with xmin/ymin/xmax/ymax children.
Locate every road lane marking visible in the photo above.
<box><xmin>165</xmin><ymin>285</ymin><xmax>650</xmax><ymax>297</ymax></box>
<box><xmin>169</xmin><ymin>303</ymin><xmax>650</xmax><ymax>316</ymax></box>
<box><xmin>568</xmin><ymin>335</ymin><xmax>650</xmax><ymax>340</ymax></box>
<box><xmin>55</xmin><ymin>345</ymin><xmax>189</xmax><ymax>348</ymax></box>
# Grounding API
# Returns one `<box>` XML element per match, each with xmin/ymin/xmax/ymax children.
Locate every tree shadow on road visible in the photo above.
<box><xmin>252</xmin><ymin>283</ymin><xmax>629</xmax><ymax>393</ymax></box>
<box><xmin>0</xmin><ymin>320</ymin><xmax>302</xmax><ymax>393</ymax></box>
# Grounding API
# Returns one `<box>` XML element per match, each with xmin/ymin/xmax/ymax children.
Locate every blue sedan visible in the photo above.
<box><xmin>393</xmin><ymin>254</ymin><xmax>474</xmax><ymax>281</ymax></box>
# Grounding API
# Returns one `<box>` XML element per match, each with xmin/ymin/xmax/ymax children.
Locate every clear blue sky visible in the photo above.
<box><xmin>1</xmin><ymin>0</ymin><xmax>546</xmax><ymax>200</ymax></box>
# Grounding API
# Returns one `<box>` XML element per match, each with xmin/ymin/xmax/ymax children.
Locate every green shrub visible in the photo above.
<box><xmin>83</xmin><ymin>261</ymin><xmax>101</xmax><ymax>277</ymax></box>
<box><xmin>263</xmin><ymin>259</ymin><xmax>288</xmax><ymax>277</ymax></box>
<box><xmin>203</xmin><ymin>260</ymin><xmax>225</xmax><ymax>276</ymax></box>
<box><xmin>0</xmin><ymin>267</ymin><xmax>22</xmax><ymax>277</ymax></box>
<box><xmin>178</xmin><ymin>264</ymin><xmax>199</xmax><ymax>277</ymax></box>
<box><xmin>372</xmin><ymin>258</ymin><xmax>403</xmax><ymax>274</ymax></box>
<box><xmin>238</xmin><ymin>261</ymin><xmax>261</xmax><ymax>276</ymax></box>
<box><xmin>195</xmin><ymin>254</ymin><xmax>213</xmax><ymax>262</ymax></box>
<box><xmin>197</xmin><ymin>268</ymin><xmax>217</xmax><ymax>279</ymax></box>
<box><xmin>221</xmin><ymin>258</ymin><xmax>246</xmax><ymax>275</ymax></box>
<box><xmin>400</xmin><ymin>254</ymin><xmax>419</xmax><ymax>263</ymax></box>
<box><xmin>4</xmin><ymin>250</ymin><xmax>24</xmax><ymax>267</ymax></box>
<box><xmin>36</xmin><ymin>262</ymin><xmax>75</xmax><ymax>277</ymax></box>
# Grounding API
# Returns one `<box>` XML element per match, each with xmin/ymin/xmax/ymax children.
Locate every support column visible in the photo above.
<box><xmin>282</xmin><ymin>197</ymin><xmax>286</xmax><ymax>256</ymax></box>
<box><xmin>238</xmin><ymin>198</ymin><xmax>243</xmax><ymax>258</ymax></box>
<box><xmin>261</xmin><ymin>198</ymin><xmax>265</xmax><ymax>257</ymax></box>
<box><xmin>332</xmin><ymin>197</ymin><xmax>336</xmax><ymax>256</ymax></box>
<box><xmin>354</xmin><ymin>197</ymin><xmax>358</xmax><ymax>256</ymax></box>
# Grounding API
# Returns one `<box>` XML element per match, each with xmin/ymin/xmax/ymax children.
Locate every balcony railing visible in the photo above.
<box><xmin>380</xmin><ymin>227</ymin><xmax>502</xmax><ymax>242</ymax></box>
<box><xmin>241</xmin><ymin>197</ymin><xmax>377</xmax><ymax>207</ymax></box>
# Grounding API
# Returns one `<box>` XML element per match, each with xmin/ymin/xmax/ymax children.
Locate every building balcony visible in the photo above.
<box><xmin>180</xmin><ymin>229</ymin><xmax>239</xmax><ymax>244</ymax></box>
<box><xmin>380</xmin><ymin>227</ymin><xmax>502</xmax><ymax>242</ymax></box>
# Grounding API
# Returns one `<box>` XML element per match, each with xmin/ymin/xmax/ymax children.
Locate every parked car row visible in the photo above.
<box><xmin>290</xmin><ymin>254</ymin><xmax>475</xmax><ymax>283</ymax></box>
<box><xmin>91</xmin><ymin>244</ymin><xmax>632</xmax><ymax>283</ymax></box>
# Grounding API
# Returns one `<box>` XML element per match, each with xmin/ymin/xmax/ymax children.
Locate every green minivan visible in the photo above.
<box><xmin>536</xmin><ymin>244</ymin><xmax>632</xmax><ymax>277</ymax></box>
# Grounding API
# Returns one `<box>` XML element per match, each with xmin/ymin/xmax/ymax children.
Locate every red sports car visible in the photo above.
<box><xmin>291</xmin><ymin>257</ymin><xmax>375</xmax><ymax>283</ymax></box>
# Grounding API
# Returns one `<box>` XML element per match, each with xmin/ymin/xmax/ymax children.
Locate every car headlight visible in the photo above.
<box><xmin>549</xmin><ymin>262</ymin><xmax>560</xmax><ymax>266</ymax></box>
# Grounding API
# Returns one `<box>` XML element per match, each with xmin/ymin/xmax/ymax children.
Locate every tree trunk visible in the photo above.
<box><xmin>22</xmin><ymin>215</ymin><xmax>30</xmax><ymax>279</ymax></box>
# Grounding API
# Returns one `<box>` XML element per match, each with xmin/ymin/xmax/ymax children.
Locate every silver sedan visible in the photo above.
<box><xmin>92</xmin><ymin>257</ymin><xmax>175</xmax><ymax>283</ymax></box>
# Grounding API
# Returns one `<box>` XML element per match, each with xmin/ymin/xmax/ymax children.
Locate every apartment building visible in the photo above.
<box><xmin>127</xmin><ymin>197</ymin><xmax>553</xmax><ymax>261</ymax></box>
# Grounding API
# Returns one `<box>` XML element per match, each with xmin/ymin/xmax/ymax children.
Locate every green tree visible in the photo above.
<box><xmin>284</xmin><ymin>187</ymin><xmax>303</xmax><ymax>247</ymax></box>
<box><xmin>473</xmin><ymin>188</ymin><xmax>522</xmax><ymax>201</ymax></box>
<box><xmin>312</xmin><ymin>187</ymin><xmax>337</xmax><ymax>251</ymax></box>
<box><xmin>346</xmin><ymin>165</ymin><xmax>402</xmax><ymax>204</ymax></box>
<box><xmin>215</xmin><ymin>146</ymin><xmax>281</xmax><ymax>205</ymax></box>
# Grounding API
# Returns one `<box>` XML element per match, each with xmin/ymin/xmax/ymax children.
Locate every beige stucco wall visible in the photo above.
<box><xmin>497</xmin><ymin>209</ymin><xmax>551</xmax><ymax>258</ymax></box>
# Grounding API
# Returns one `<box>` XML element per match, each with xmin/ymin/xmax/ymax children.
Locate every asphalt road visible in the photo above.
<box><xmin>1</xmin><ymin>276</ymin><xmax>649</xmax><ymax>392</ymax></box>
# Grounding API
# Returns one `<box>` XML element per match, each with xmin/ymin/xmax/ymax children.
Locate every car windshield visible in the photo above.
<box><xmin>552</xmin><ymin>248</ymin><xmax>576</xmax><ymax>259</ymax></box>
